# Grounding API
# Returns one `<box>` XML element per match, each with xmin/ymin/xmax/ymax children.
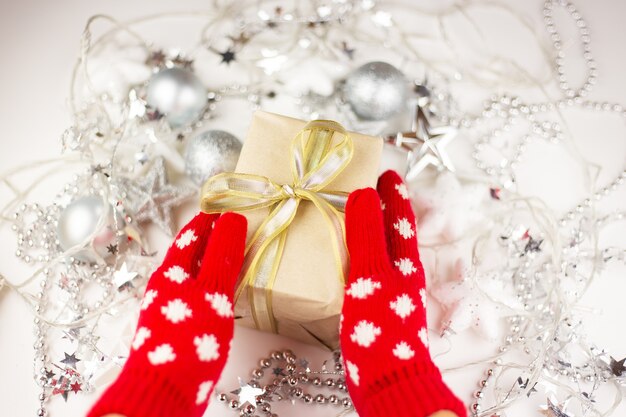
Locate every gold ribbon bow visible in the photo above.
<box><xmin>200</xmin><ymin>120</ymin><xmax>353</xmax><ymax>333</ymax></box>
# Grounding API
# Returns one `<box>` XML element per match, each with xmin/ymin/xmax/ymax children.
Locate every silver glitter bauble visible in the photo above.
<box><xmin>184</xmin><ymin>130</ymin><xmax>242</xmax><ymax>186</ymax></box>
<box><xmin>57</xmin><ymin>196</ymin><xmax>119</xmax><ymax>261</ymax></box>
<box><xmin>145</xmin><ymin>67</ymin><xmax>208</xmax><ymax>128</ymax></box>
<box><xmin>342</xmin><ymin>61</ymin><xmax>408</xmax><ymax>121</ymax></box>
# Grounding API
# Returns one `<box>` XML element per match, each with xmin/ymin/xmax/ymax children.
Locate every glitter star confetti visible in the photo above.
<box><xmin>60</xmin><ymin>352</ymin><xmax>81</xmax><ymax>369</ymax></box>
<box><xmin>113</xmin><ymin>262</ymin><xmax>138</xmax><ymax>291</ymax></box>
<box><xmin>231</xmin><ymin>378</ymin><xmax>264</xmax><ymax>406</ymax></box>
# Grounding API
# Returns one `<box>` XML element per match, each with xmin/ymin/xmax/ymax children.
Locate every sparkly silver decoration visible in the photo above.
<box><xmin>56</xmin><ymin>195</ymin><xmax>120</xmax><ymax>262</ymax></box>
<box><xmin>118</xmin><ymin>157</ymin><xmax>195</xmax><ymax>236</ymax></box>
<box><xmin>145</xmin><ymin>67</ymin><xmax>208</xmax><ymax>128</ymax></box>
<box><xmin>385</xmin><ymin>105</ymin><xmax>458</xmax><ymax>180</ymax></box>
<box><xmin>342</xmin><ymin>61</ymin><xmax>408</xmax><ymax>121</ymax></box>
<box><xmin>184</xmin><ymin>130</ymin><xmax>242</xmax><ymax>186</ymax></box>
<box><xmin>539</xmin><ymin>398</ymin><xmax>572</xmax><ymax>417</ymax></box>
<box><xmin>216</xmin><ymin>349</ymin><xmax>353</xmax><ymax>417</ymax></box>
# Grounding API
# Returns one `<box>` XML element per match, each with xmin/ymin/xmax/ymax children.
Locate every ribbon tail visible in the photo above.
<box><xmin>234</xmin><ymin>198</ymin><xmax>300</xmax><ymax>332</ymax></box>
<box><xmin>303</xmin><ymin>191</ymin><xmax>348</xmax><ymax>284</ymax></box>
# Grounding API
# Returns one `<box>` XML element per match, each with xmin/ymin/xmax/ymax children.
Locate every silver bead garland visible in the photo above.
<box><xmin>216</xmin><ymin>349</ymin><xmax>353</xmax><ymax>417</ymax></box>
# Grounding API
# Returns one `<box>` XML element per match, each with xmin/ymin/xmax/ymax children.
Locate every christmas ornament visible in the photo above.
<box><xmin>118</xmin><ymin>157</ymin><xmax>195</xmax><ymax>236</ymax></box>
<box><xmin>385</xmin><ymin>105</ymin><xmax>458</xmax><ymax>180</ymax></box>
<box><xmin>184</xmin><ymin>130</ymin><xmax>242</xmax><ymax>186</ymax></box>
<box><xmin>56</xmin><ymin>196</ymin><xmax>120</xmax><ymax>262</ymax></box>
<box><xmin>145</xmin><ymin>67</ymin><xmax>208</xmax><ymax>128</ymax></box>
<box><xmin>342</xmin><ymin>61</ymin><xmax>408</xmax><ymax>121</ymax></box>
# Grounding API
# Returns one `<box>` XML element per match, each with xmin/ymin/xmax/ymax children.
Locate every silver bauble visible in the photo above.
<box><xmin>342</xmin><ymin>61</ymin><xmax>408</xmax><ymax>121</ymax></box>
<box><xmin>57</xmin><ymin>196</ymin><xmax>119</xmax><ymax>261</ymax></box>
<box><xmin>145</xmin><ymin>67</ymin><xmax>208</xmax><ymax>128</ymax></box>
<box><xmin>184</xmin><ymin>130</ymin><xmax>242</xmax><ymax>186</ymax></box>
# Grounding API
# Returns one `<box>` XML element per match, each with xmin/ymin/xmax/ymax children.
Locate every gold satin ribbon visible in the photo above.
<box><xmin>200</xmin><ymin>120</ymin><xmax>353</xmax><ymax>333</ymax></box>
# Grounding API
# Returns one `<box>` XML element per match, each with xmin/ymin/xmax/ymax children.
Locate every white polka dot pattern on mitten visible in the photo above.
<box><xmin>394</xmin><ymin>258</ymin><xmax>416</xmax><ymax>276</ymax></box>
<box><xmin>205</xmin><ymin>292</ymin><xmax>233</xmax><ymax>318</ymax></box>
<box><xmin>395</xmin><ymin>183</ymin><xmax>409</xmax><ymax>199</ymax></box>
<box><xmin>392</xmin><ymin>341</ymin><xmax>415</xmax><ymax>360</ymax></box>
<box><xmin>419</xmin><ymin>288</ymin><xmax>426</xmax><ymax>306</ymax></box>
<box><xmin>194</xmin><ymin>334</ymin><xmax>220</xmax><ymax>362</ymax></box>
<box><xmin>141</xmin><ymin>289</ymin><xmax>158</xmax><ymax>311</ymax></box>
<box><xmin>350</xmin><ymin>320</ymin><xmax>381</xmax><ymax>347</ymax></box>
<box><xmin>161</xmin><ymin>299</ymin><xmax>193</xmax><ymax>323</ymax></box>
<box><xmin>390</xmin><ymin>294</ymin><xmax>416</xmax><ymax>320</ymax></box>
<box><xmin>132</xmin><ymin>327</ymin><xmax>151</xmax><ymax>350</ymax></box>
<box><xmin>346</xmin><ymin>360</ymin><xmax>360</xmax><ymax>386</ymax></box>
<box><xmin>346</xmin><ymin>277</ymin><xmax>382</xmax><ymax>299</ymax></box>
<box><xmin>195</xmin><ymin>380</ymin><xmax>213</xmax><ymax>405</ymax></box>
<box><xmin>148</xmin><ymin>343</ymin><xmax>176</xmax><ymax>365</ymax></box>
<box><xmin>175</xmin><ymin>229</ymin><xmax>197</xmax><ymax>249</ymax></box>
<box><xmin>418</xmin><ymin>327</ymin><xmax>429</xmax><ymax>347</ymax></box>
<box><xmin>393</xmin><ymin>217</ymin><xmax>415</xmax><ymax>239</ymax></box>
<box><xmin>164</xmin><ymin>265</ymin><xmax>190</xmax><ymax>284</ymax></box>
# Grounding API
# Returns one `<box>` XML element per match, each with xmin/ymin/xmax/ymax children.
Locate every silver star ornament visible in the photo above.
<box><xmin>385</xmin><ymin>105</ymin><xmax>458</xmax><ymax>181</ymax></box>
<box><xmin>119</xmin><ymin>157</ymin><xmax>195</xmax><ymax>236</ymax></box>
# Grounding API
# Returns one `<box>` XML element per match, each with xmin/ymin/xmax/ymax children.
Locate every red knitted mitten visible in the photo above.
<box><xmin>87</xmin><ymin>212</ymin><xmax>247</xmax><ymax>417</ymax></box>
<box><xmin>340</xmin><ymin>170</ymin><xmax>466</xmax><ymax>417</ymax></box>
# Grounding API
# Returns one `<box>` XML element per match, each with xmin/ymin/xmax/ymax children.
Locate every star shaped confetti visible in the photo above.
<box><xmin>119</xmin><ymin>157</ymin><xmax>195</xmax><ymax>236</ymax></box>
<box><xmin>106</xmin><ymin>243</ymin><xmax>118</xmax><ymax>254</ymax></box>
<box><xmin>385</xmin><ymin>105</ymin><xmax>458</xmax><ymax>181</ymax></box>
<box><xmin>228</xmin><ymin>32</ymin><xmax>251</xmax><ymax>45</ymax></box>
<box><xmin>145</xmin><ymin>49</ymin><xmax>167</xmax><ymax>68</ymax></box>
<box><xmin>219</xmin><ymin>48</ymin><xmax>236</xmax><ymax>65</ymax></box>
<box><xmin>70</xmin><ymin>382</ymin><xmax>82</xmax><ymax>394</ymax></box>
<box><xmin>60</xmin><ymin>352</ymin><xmax>81</xmax><ymax>369</ymax></box>
<box><xmin>113</xmin><ymin>262</ymin><xmax>138</xmax><ymax>291</ymax></box>
<box><xmin>523</xmin><ymin>236</ymin><xmax>544</xmax><ymax>255</ymax></box>
<box><xmin>610</xmin><ymin>356</ymin><xmax>626</xmax><ymax>377</ymax></box>
<box><xmin>171</xmin><ymin>54</ymin><xmax>194</xmax><ymax>69</ymax></box>
<box><xmin>231</xmin><ymin>378</ymin><xmax>264</xmax><ymax>406</ymax></box>
<box><xmin>539</xmin><ymin>398</ymin><xmax>572</xmax><ymax>417</ymax></box>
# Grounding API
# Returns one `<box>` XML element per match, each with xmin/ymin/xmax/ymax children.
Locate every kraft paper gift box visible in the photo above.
<box><xmin>201</xmin><ymin>111</ymin><xmax>382</xmax><ymax>349</ymax></box>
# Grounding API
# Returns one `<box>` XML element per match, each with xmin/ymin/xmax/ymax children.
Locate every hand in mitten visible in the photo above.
<box><xmin>87</xmin><ymin>212</ymin><xmax>247</xmax><ymax>417</ymax></box>
<box><xmin>340</xmin><ymin>170</ymin><xmax>466</xmax><ymax>417</ymax></box>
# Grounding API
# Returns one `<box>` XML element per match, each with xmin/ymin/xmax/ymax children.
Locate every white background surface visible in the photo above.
<box><xmin>1</xmin><ymin>1</ymin><xmax>625</xmax><ymax>417</ymax></box>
